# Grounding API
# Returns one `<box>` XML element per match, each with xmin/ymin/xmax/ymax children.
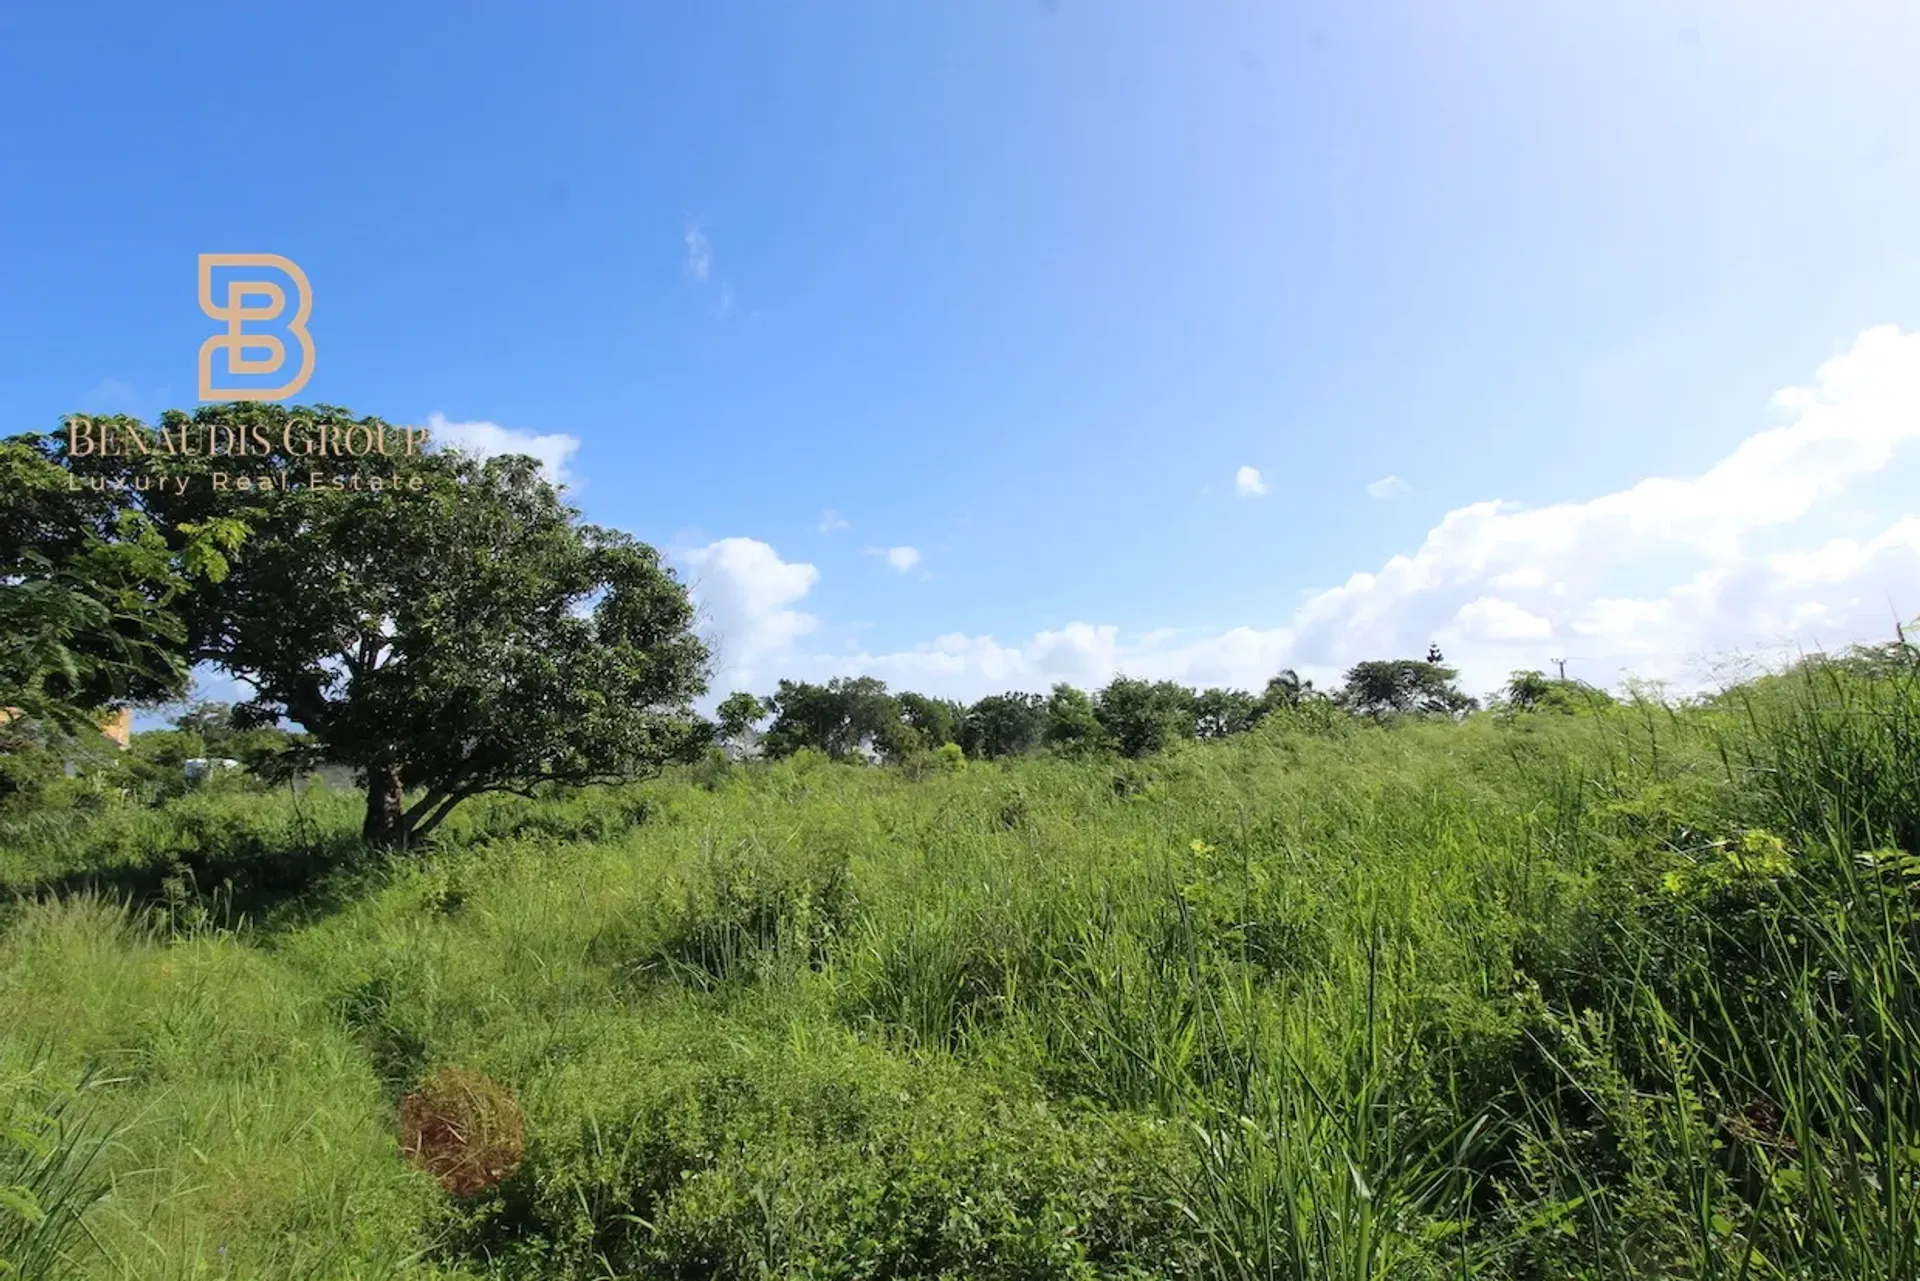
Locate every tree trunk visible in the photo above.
<box><xmin>362</xmin><ymin>761</ymin><xmax>407</xmax><ymax>848</ymax></box>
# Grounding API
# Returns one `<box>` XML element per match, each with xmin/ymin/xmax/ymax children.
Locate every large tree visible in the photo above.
<box><xmin>1041</xmin><ymin>682</ymin><xmax>1104</xmax><ymax>755</ymax></box>
<box><xmin>1192</xmin><ymin>686</ymin><xmax>1262</xmax><ymax>739</ymax></box>
<box><xmin>61</xmin><ymin>404</ymin><xmax>710</xmax><ymax>847</ymax></box>
<box><xmin>1502</xmin><ymin>669</ymin><xmax>1614</xmax><ymax>715</ymax></box>
<box><xmin>896</xmin><ymin>691</ymin><xmax>965</xmax><ymax>753</ymax></box>
<box><xmin>959</xmin><ymin>691</ymin><xmax>1048</xmax><ymax>760</ymax></box>
<box><xmin>760</xmin><ymin>676</ymin><xmax>900</xmax><ymax>760</ymax></box>
<box><xmin>715</xmin><ymin>691</ymin><xmax>767</xmax><ymax>749</ymax></box>
<box><xmin>1337</xmin><ymin>658</ymin><xmax>1476</xmax><ymax>720</ymax></box>
<box><xmin>1093</xmin><ymin>677</ymin><xmax>1197</xmax><ymax>758</ymax></box>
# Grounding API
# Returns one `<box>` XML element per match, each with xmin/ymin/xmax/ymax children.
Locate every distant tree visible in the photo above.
<box><xmin>1094</xmin><ymin>677</ymin><xmax>1197</xmax><ymax>758</ymax></box>
<box><xmin>760</xmin><ymin>681</ymin><xmax>834</xmax><ymax>757</ymax></box>
<box><xmin>128</xmin><ymin>728</ymin><xmax>202</xmax><ymax>776</ymax></box>
<box><xmin>1338</xmin><ymin>658</ymin><xmax>1476</xmax><ymax>720</ymax></box>
<box><xmin>959</xmin><ymin>691</ymin><xmax>1048</xmax><ymax>760</ymax></box>
<box><xmin>1259</xmin><ymin>668</ymin><xmax>1309</xmax><ymax>713</ymax></box>
<box><xmin>156</xmin><ymin>699</ymin><xmax>312</xmax><ymax>780</ymax></box>
<box><xmin>716</xmin><ymin>691</ymin><xmax>766</xmax><ymax>744</ymax></box>
<box><xmin>1192</xmin><ymin>687</ymin><xmax>1261</xmax><ymax>739</ymax></box>
<box><xmin>762</xmin><ymin>676</ymin><xmax>899</xmax><ymax>760</ymax></box>
<box><xmin>1504</xmin><ymin>670</ymin><xmax>1554</xmax><ymax>709</ymax></box>
<box><xmin>1041</xmin><ymin>683</ymin><xmax>1105</xmax><ymax>755</ymax></box>
<box><xmin>822</xmin><ymin>676</ymin><xmax>898</xmax><ymax>759</ymax></box>
<box><xmin>897</xmin><ymin>692</ymin><xmax>965</xmax><ymax>751</ymax></box>
<box><xmin>64</xmin><ymin>405</ymin><xmax>711</xmax><ymax>848</ymax></box>
<box><xmin>1503</xmin><ymin>669</ymin><xmax>1614</xmax><ymax>716</ymax></box>
<box><xmin>169</xmin><ymin>698</ymin><xmax>237</xmax><ymax>750</ymax></box>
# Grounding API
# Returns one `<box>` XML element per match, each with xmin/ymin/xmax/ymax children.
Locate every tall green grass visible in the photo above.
<box><xmin>0</xmin><ymin>1058</ymin><xmax>127</xmax><ymax>1281</ymax></box>
<box><xmin>0</xmin><ymin>659</ymin><xmax>1915</xmax><ymax>1277</ymax></box>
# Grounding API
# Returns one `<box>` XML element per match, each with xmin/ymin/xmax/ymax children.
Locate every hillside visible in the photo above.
<box><xmin>2</xmin><ymin>656</ymin><xmax>1917</xmax><ymax>1279</ymax></box>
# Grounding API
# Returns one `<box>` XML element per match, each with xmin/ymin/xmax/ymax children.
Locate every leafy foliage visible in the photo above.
<box><xmin>713</xmin><ymin>690</ymin><xmax>765</xmax><ymax>748</ymax></box>
<box><xmin>1093</xmin><ymin>676</ymin><xmax>1196</xmax><ymax>758</ymax></box>
<box><xmin>896</xmin><ymin>691</ymin><xmax>965</xmax><ymax>754</ymax></box>
<box><xmin>1337</xmin><ymin>657</ymin><xmax>1477</xmax><ymax>719</ymax></box>
<box><xmin>761</xmin><ymin>676</ymin><xmax>899</xmax><ymax>761</ymax></box>
<box><xmin>1502</xmin><ymin>669</ymin><xmax>1616</xmax><ymax>715</ymax></box>
<box><xmin>958</xmin><ymin>691</ymin><xmax>1048</xmax><ymax>760</ymax></box>
<box><xmin>56</xmin><ymin>405</ymin><xmax>709</xmax><ymax>848</ymax></box>
<box><xmin>0</xmin><ymin>435</ymin><xmax>243</xmax><ymax>736</ymax></box>
<box><xmin>1192</xmin><ymin>686</ymin><xmax>1264</xmax><ymax>739</ymax></box>
<box><xmin>1041</xmin><ymin>682</ymin><xmax>1105</xmax><ymax>755</ymax></box>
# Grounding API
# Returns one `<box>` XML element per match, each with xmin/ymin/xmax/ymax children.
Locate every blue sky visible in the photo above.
<box><xmin>5</xmin><ymin>0</ymin><xmax>1920</xmax><ymax>708</ymax></box>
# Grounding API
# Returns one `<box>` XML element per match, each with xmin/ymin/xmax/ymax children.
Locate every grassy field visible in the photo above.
<box><xmin>3</xmin><ymin>660</ymin><xmax>1918</xmax><ymax>1279</ymax></box>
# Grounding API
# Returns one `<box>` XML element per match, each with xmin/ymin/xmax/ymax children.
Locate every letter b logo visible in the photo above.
<box><xmin>198</xmin><ymin>253</ymin><xmax>314</xmax><ymax>402</ymax></box>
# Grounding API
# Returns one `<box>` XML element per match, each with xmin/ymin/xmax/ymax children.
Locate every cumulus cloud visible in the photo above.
<box><xmin>1368</xmin><ymin>474</ymin><xmax>1411</xmax><ymax>499</ymax></box>
<box><xmin>762</xmin><ymin>623</ymin><xmax>1312</xmax><ymax>705</ymax></box>
<box><xmin>1235</xmin><ymin>465</ymin><xmax>1268</xmax><ymax>498</ymax></box>
<box><xmin>816</xmin><ymin>509</ymin><xmax>852</xmax><ymax>535</ymax></box>
<box><xmin>423</xmin><ymin>412</ymin><xmax>581</xmax><ymax>488</ymax></box>
<box><xmin>1278</xmin><ymin>325</ymin><xmax>1920</xmax><ymax>682</ymax></box>
<box><xmin>684</xmin><ymin>223</ymin><xmax>711</xmax><ymax>281</ymax></box>
<box><xmin>695</xmin><ymin>325</ymin><xmax>1920</xmax><ymax>703</ymax></box>
<box><xmin>677</xmin><ymin>538</ymin><xmax>821</xmax><ymax>687</ymax></box>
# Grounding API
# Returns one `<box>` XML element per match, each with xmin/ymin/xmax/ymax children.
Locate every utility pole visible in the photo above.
<box><xmin>1552</xmin><ymin>657</ymin><xmax>1567</xmax><ymax>682</ymax></box>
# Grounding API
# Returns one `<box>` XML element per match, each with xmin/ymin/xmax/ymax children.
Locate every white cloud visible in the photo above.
<box><xmin>678</xmin><ymin>538</ymin><xmax>820</xmax><ymax>688</ymax></box>
<box><xmin>755</xmin><ymin>623</ymin><xmax>1313</xmax><ymax>704</ymax></box>
<box><xmin>816</xmin><ymin>509</ymin><xmax>852</xmax><ymax>535</ymax></box>
<box><xmin>865</xmin><ymin>545</ymin><xmax>923</xmax><ymax>573</ymax></box>
<box><xmin>684</xmin><ymin>223</ymin><xmax>711</xmax><ymax>281</ymax></box>
<box><xmin>1368</xmin><ymin>474</ymin><xmax>1411</xmax><ymax>500</ymax></box>
<box><xmin>683</xmin><ymin>224</ymin><xmax>743</xmax><ymax>316</ymax></box>
<box><xmin>1235</xmin><ymin>465</ymin><xmax>1268</xmax><ymax>498</ymax></box>
<box><xmin>693</xmin><ymin>325</ymin><xmax>1920</xmax><ymax>702</ymax></box>
<box><xmin>1448</xmin><ymin>597</ymin><xmax>1555</xmax><ymax>643</ymax></box>
<box><xmin>422</xmin><ymin>412</ymin><xmax>581</xmax><ymax>488</ymax></box>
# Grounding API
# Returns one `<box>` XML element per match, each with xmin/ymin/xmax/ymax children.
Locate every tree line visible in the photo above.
<box><xmin>3</xmin><ymin>403</ymin><xmax>1615</xmax><ymax>844</ymax></box>
<box><xmin>704</xmin><ymin>644</ymin><xmax>1613</xmax><ymax>767</ymax></box>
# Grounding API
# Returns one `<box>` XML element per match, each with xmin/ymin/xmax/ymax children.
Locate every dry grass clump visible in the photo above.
<box><xmin>398</xmin><ymin>1065</ymin><xmax>527</xmax><ymax>1196</ymax></box>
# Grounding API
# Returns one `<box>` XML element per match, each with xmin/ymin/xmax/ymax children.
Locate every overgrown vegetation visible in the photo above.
<box><xmin>1</xmin><ymin>637</ymin><xmax>1917</xmax><ymax>1278</ymax></box>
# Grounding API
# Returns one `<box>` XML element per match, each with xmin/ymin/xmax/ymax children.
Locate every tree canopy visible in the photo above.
<box><xmin>959</xmin><ymin>692</ymin><xmax>1047</xmax><ymax>760</ymax></box>
<box><xmin>715</xmin><ymin>691</ymin><xmax>767</xmax><ymax>749</ymax></box>
<box><xmin>52</xmin><ymin>404</ymin><xmax>710</xmax><ymax>847</ymax></box>
<box><xmin>761</xmin><ymin>676</ymin><xmax>898</xmax><ymax>761</ymax></box>
<box><xmin>15</xmin><ymin>412</ymin><xmax>1616</xmax><ymax>822</ymax></box>
<box><xmin>1094</xmin><ymin>677</ymin><xmax>1197</xmax><ymax>758</ymax></box>
<box><xmin>1501</xmin><ymin>669</ymin><xmax>1614</xmax><ymax>715</ymax></box>
<box><xmin>1336</xmin><ymin>658</ymin><xmax>1477</xmax><ymax>720</ymax></box>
